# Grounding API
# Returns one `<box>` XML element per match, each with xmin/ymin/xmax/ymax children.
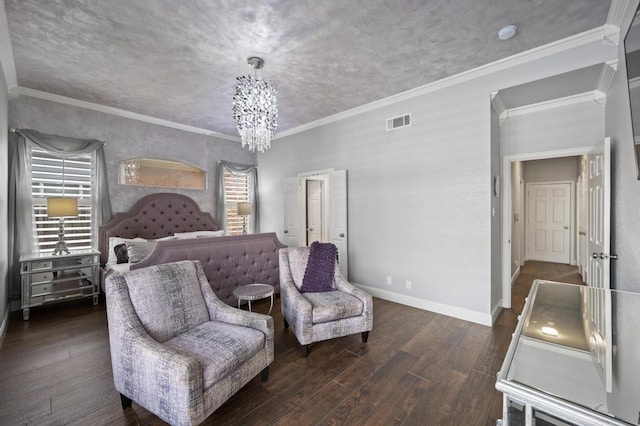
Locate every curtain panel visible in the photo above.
<box><xmin>7</xmin><ymin>129</ymin><xmax>113</xmax><ymax>300</ymax></box>
<box><xmin>215</xmin><ymin>161</ymin><xmax>259</xmax><ymax>235</ymax></box>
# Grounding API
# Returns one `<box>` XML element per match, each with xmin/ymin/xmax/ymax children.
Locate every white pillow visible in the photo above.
<box><xmin>173</xmin><ymin>230</ymin><xmax>225</xmax><ymax>239</ymax></box>
<box><xmin>153</xmin><ymin>235</ymin><xmax>177</xmax><ymax>241</ymax></box>
<box><xmin>107</xmin><ymin>237</ymin><xmax>146</xmax><ymax>265</ymax></box>
<box><xmin>126</xmin><ymin>240</ymin><xmax>158</xmax><ymax>263</ymax></box>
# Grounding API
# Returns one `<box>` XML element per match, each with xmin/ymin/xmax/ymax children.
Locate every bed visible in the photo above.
<box><xmin>98</xmin><ymin>192</ymin><xmax>285</xmax><ymax>305</ymax></box>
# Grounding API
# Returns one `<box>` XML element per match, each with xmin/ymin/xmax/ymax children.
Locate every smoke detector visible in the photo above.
<box><xmin>497</xmin><ymin>25</ymin><xmax>517</xmax><ymax>41</ymax></box>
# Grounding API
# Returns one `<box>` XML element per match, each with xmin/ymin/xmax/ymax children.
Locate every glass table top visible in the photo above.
<box><xmin>504</xmin><ymin>280</ymin><xmax>640</xmax><ymax>425</ymax></box>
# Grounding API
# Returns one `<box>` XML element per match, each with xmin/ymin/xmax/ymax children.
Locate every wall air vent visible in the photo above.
<box><xmin>386</xmin><ymin>113</ymin><xmax>411</xmax><ymax>131</ymax></box>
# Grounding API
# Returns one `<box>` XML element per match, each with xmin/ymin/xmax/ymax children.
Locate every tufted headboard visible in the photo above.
<box><xmin>98</xmin><ymin>192</ymin><xmax>219</xmax><ymax>266</ymax></box>
<box><xmin>131</xmin><ymin>233</ymin><xmax>285</xmax><ymax>305</ymax></box>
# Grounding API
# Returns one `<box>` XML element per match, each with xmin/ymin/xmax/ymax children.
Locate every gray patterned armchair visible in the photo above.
<box><xmin>279</xmin><ymin>247</ymin><xmax>373</xmax><ymax>357</ymax></box>
<box><xmin>105</xmin><ymin>260</ymin><xmax>274</xmax><ymax>426</ymax></box>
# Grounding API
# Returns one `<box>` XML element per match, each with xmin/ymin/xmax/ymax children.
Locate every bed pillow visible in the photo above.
<box><xmin>107</xmin><ymin>237</ymin><xmax>146</xmax><ymax>265</ymax></box>
<box><xmin>126</xmin><ymin>241</ymin><xmax>158</xmax><ymax>264</ymax></box>
<box><xmin>300</xmin><ymin>242</ymin><xmax>337</xmax><ymax>293</ymax></box>
<box><xmin>153</xmin><ymin>235</ymin><xmax>177</xmax><ymax>241</ymax></box>
<box><xmin>173</xmin><ymin>230</ymin><xmax>225</xmax><ymax>239</ymax></box>
<box><xmin>114</xmin><ymin>243</ymin><xmax>129</xmax><ymax>264</ymax></box>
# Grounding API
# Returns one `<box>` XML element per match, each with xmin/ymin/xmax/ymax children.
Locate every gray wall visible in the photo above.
<box><xmin>259</xmin><ymin>37</ymin><xmax>616</xmax><ymax>324</ymax></box>
<box><xmin>606</xmin><ymin>0</ymin><xmax>640</xmax><ymax>292</ymax></box>
<box><xmin>523</xmin><ymin>156</ymin><xmax>579</xmax><ymax>183</ymax></box>
<box><xmin>0</xmin><ymin>63</ymin><xmax>8</xmax><ymax>342</ymax></box>
<box><xmin>501</xmin><ymin>101</ymin><xmax>605</xmax><ymax>157</ymax></box>
<box><xmin>8</xmin><ymin>95</ymin><xmax>254</xmax><ymax>215</ymax></box>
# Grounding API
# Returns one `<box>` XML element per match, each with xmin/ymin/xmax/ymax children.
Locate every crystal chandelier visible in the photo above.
<box><xmin>232</xmin><ymin>57</ymin><xmax>278</xmax><ymax>153</ymax></box>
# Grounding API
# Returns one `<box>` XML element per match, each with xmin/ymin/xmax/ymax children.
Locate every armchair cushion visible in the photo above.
<box><xmin>304</xmin><ymin>291</ymin><xmax>364</xmax><ymax>324</ymax></box>
<box><xmin>164</xmin><ymin>321</ymin><xmax>266</xmax><ymax>389</ymax></box>
<box><xmin>125</xmin><ymin>261</ymin><xmax>210</xmax><ymax>343</ymax></box>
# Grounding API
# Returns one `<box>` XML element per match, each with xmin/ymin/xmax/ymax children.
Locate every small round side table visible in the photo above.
<box><xmin>233</xmin><ymin>283</ymin><xmax>275</xmax><ymax>314</ymax></box>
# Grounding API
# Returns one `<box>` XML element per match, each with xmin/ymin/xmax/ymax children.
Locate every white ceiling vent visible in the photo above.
<box><xmin>386</xmin><ymin>113</ymin><xmax>411</xmax><ymax>131</ymax></box>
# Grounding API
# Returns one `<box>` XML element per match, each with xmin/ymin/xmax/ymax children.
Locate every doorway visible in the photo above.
<box><xmin>304</xmin><ymin>177</ymin><xmax>328</xmax><ymax>245</ymax></box>
<box><xmin>283</xmin><ymin>169</ymin><xmax>349</xmax><ymax>278</ymax></box>
<box><xmin>502</xmin><ymin>146</ymin><xmax>593</xmax><ymax>309</ymax></box>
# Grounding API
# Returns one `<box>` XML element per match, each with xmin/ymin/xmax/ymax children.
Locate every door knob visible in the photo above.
<box><xmin>284</xmin><ymin>230</ymin><xmax>288</xmax><ymax>234</ymax></box>
<box><xmin>592</xmin><ymin>252</ymin><xmax>619</xmax><ymax>260</ymax></box>
<box><xmin>564</xmin><ymin>226</ymin><xmax>569</xmax><ymax>229</ymax></box>
<box><xmin>339</xmin><ymin>233</ymin><xmax>345</xmax><ymax>237</ymax></box>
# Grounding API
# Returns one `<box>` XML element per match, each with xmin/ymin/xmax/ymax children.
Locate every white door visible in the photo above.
<box><xmin>306</xmin><ymin>180</ymin><xmax>323</xmax><ymax>244</ymax></box>
<box><xmin>527</xmin><ymin>183</ymin><xmax>571</xmax><ymax>264</ymax></box>
<box><xmin>329</xmin><ymin>170</ymin><xmax>348</xmax><ymax>278</ymax></box>
<box><xmin>283</xmin><ymin>177</ymin><xmax>301</xmax><ymax>246</ymax></box>
<box><xmin>587</xmin><ymin>137</ymin><xmax>611</xmax><ymax>289</ymax></box>
<box><xmin>586</xmin><ymin>137</ymin><xmax>612</xmax><ymax>392</ymax></box>
<box><xmin>577</xmin><ymin>168</ymin><xmax>589</xmax><ymax>280</ymax></box>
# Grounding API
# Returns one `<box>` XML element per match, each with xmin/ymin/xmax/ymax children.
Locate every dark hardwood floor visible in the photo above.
<box><xmin>0</xmin><ymin>261</ymin><xmax>583</xmax><ymax>425</ymax></box>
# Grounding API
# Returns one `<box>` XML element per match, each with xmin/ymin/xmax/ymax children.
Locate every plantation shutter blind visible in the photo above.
<box><xmin>31</xmin><ymin>147</ymin><xmax>94</xmax><ymax>252</ymax></box>
<box><xmin>224</xmin><ymin>170</ymin><xmax>249</xmax><ymax>235</ymax></box>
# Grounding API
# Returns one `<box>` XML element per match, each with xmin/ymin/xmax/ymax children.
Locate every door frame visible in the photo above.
<box><xmin>524</xmin><ymin>180</ymin><xmax>574</xmax><ymax>265</ymax></box>
<box><xmin>501</xmin><ymin>146</ymin><xmax>594</xmax><ymax>309</ymax></box>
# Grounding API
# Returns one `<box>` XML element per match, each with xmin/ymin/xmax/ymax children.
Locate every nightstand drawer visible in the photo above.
<box><xmin>29</xmin><ymin>260</ymin><xmax>53</xmax><ymax>272</ymax></box>
<box><xmin>30</xmin><ymin>272</ymin><xmax>54</xmax><ymax>284</ymax></box>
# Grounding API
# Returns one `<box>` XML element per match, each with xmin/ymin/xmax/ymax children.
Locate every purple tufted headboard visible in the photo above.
<box><xmin>98</xmin><ymin>192</ymin><xmax>219</xmax><ymax>266</ymax></box>
<box><xmin>131</xmin><ymin>233</ymin><xmax>286</xmax><ymax>305</ymax></box>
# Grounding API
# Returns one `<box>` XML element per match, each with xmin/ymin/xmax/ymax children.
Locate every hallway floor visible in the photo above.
<box><xmin>510</xmin><ymin>260</ymin><xmax>584</xmax><ymax>314</ymax></box>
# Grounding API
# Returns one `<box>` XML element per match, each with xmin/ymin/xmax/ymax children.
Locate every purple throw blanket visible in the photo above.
<box><xmin>300</xmin><ymin>242</ymin><xmax>337</xmax><ymax>292</ymax></box>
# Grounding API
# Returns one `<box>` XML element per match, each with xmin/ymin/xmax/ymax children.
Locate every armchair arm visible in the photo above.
<box><xmin>105</xmin><ymin>274</ymin><xmax>202</xmax><ymax>424</ymax></box>
<box><xmin>279</xmin><ymin>250</ymin><xmax>315</xmax><ymax>344</ymax></box>
<box><xmin>335</xmin><ymin>274</ymin><xmax>372</xmax><ymax>303</ymax></box>
<box><xmin>335</xmin><ymin>274</ymin><xmax>374</xmax><ymax>330</ymax></box>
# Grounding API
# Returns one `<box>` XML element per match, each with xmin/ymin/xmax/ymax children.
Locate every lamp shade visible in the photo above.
<box><xmin>47</xmin><ymin>197</ymin><xmax>79</xmax><ymax>218</ymax></box>
<box><xmin>237</xmin><ymin>202</ymin><xmax>252</xmax><ymax>216</ymax></box>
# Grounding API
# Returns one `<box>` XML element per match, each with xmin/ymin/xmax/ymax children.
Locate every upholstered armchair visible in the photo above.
<box><xmin>105</xmin><ymin>260</ymin><xmax>274</xmax><ymax>426</ymax></box>
<box><xmin>279</xmin><ymin>246</ymin><xmax>373</xmax><ymax>357</ymax></box>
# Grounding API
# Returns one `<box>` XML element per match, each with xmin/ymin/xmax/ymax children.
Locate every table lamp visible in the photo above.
<box><xmin>47</xmin><ymin>197</ymin><xmax>79</xmax><ymax>255</ymax></box>
<box><xmin>237</xmin><ymin>202</ymin><xmax>251</xmax><ymax>235</ymax></box>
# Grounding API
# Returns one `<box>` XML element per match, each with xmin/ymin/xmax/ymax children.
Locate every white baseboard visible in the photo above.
<box><xmin>511</xmin><ymin>266</ymin><xmax>521</xmax><ymax>288</ymax></box>
<box><xmin>355</xmin><ymin>283</ymin><xmax>492</xmax><ymax>326</ymax></box>
<box><xmin>0</xmin><ymin>306</ymin><xmax>9</xmax><ymax>349</ymax></box>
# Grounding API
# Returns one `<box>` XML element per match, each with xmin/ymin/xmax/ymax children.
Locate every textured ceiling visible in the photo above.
<box><xmin>5</xmin><ymin>0</ymin><xmax>612</xmax><ymax>137</ymax></box>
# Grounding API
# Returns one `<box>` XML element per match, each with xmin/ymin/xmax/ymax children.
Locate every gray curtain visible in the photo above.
<box><xmin>216</xmin><ymin>161</ymin><xmax>259</xmax><ymax>234</ymax></box>
<box><xmin>8</xmin><ymin>129</ymin><xmax>113</xmax><ymax>300</ymax></box>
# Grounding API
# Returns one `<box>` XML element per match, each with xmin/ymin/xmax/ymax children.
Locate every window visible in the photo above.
<box><xmin>30</xmin><ymin>147</ymin><xmax>94</xmax><ymax>253</ymax></box>
<box><xmin>223</xmin><ymin>170</ymin><xmax>249</xmax><ymax>235</ymax></box>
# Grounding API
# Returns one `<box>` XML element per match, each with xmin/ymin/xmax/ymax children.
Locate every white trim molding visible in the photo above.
<box><xmin>14</xmin><ymin>87</ymin><xmax>240</xmax><ymax>142</ymax></box>
<box><xmin>355</xmin><ymin>283</ymin><xmax>493</xmax><ymax>327</ymax></box>
<box><xmin>605</xmin><ymin>0</ymin><xmax>631</xmax><ymax>45</ymax></box>
<box><xmin>505</xmin><ymin>92</ymin><xmax>598</xmax><ymax>120</ymax></box>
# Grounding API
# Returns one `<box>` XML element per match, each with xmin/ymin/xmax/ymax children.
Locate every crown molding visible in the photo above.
<box><xmin>505</xmin><ymin>92</ymin><xmax>598</xmax><ymax>119</ymax></box>
<box><xmin>14</xmin><ymin>87</ymin><xmax>240</xmax><ymax>142</ymax></box>
<box><xmin>490</xmin><ymin>91</ymin><xmax>509</xmax><ymax>124</ymax></box>
<box><xmin>275</xmin><ymin>26</ymin><xmax>608</xmax><ymax>140</ymax></box>
<box><xmin>594</xmin><ymin>60</ymin><xmax>619</xmax><ymax>106</ymax></box>
<box><xmin>0</xmin><ymin>0</ymin><xmax>17</xmax><ymax>89</ymax></box>
<box><xmin>608</xmin><ymin>0</ymin><xmax>632</xmax><ymax>26</ymax></box>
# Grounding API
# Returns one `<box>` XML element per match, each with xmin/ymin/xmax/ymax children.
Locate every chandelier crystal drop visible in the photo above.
<box><xmin>233</xmin><ymin>57</ymin><xmax>278</xmax><ymax>153</ymax></box>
